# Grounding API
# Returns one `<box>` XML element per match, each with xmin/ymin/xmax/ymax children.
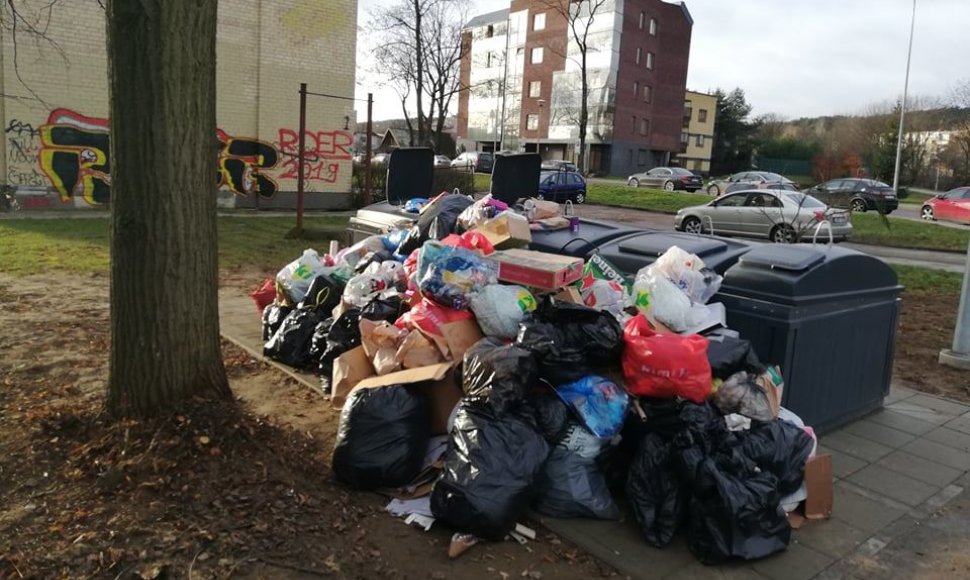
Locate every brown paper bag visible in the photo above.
<box><xmin>360</xmin><ymin>319</ymin><xmax>408</xmax><ymax>375</ymax></box>
<box><xmin>397</xmin><ymin>330</ymin><xmax>445</xmax><ymax>369</ymax></box>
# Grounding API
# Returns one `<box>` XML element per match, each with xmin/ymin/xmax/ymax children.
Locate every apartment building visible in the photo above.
<box><xmin>456</xmin><ymin>0</ymin><xmax>692</xmax><ymax>177</ymax></box>
<box><xmin>674</xmin><ymin>90</ymin><xmax>717</xmax><ymax>175</ymax></box>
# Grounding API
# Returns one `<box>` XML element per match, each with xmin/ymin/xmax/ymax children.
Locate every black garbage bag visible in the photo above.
<box><xmin>431</xmin><ymin>400</ymin><xmax>550</xmax><ymax>540</ymax></box>
<box><xmin>528</xmin><ymin>393</ymin><xmax>571</xmax><ymax>444</ymax></box>
<box><xmin>354</xmin><ymin>249</ymin><xmax>394</xmax><ymax>274</ymax></box>
<box><xmin>627</xmin><ymin>433</ymin><xmax>682</xmax><ymax>547</ymax></box>
<box><xmin>263</xmin><ymin>308</ymin><xmax>321</xmax><ymax>369</ymax></box>
<box><xmin>534</xmin><ymin>423</ymin><xmax>620</xmax><ymax>520</ymax></box>
<box><xmin>318</xmin><ymin>309</ymin><xmax>362</xmax><ymax>378</ymax></box>
<box><xmin>360</xmin><ymin>294</ymin><xmax>407</xmax><ymax>323</ymax></box>
<box><xmin>736</xmin><ymin>419</ymin><xmax>814</xmax><ymax>497</ymax></box>
<box><xmin>516</xmin><ymin>301</ymin><xmax>623</xmax><ymax>385</ymax></box>
<box><xmin>676</xmin><ymin>402</ymin><xmax>791</xmax><ymax>564</ymax></box>
<box><xmin>308</xmin><ymin>316</ymin><xmax>335</xmax><ymax>361</ymax></box>
<box><xmin>331</xmin><ymin>385</ymin><xmax>431</xmax><ymax>490</ymax></box>
<box><xmin>297</xmin><ymin>274</ymin><xmax>343</xmax><ymax>314</ymax></box>
<box><xmin>705</xmin><ymin>335</ymin><xmax>765</xmax><ymax>380</ymax></box>
<box><xmin>462</xmin><ymin>337</ymin><xmax>538</xmax><ymax>412</ymax></box>
<box><xmin>261</xmin><ymin>303</ymin><xmax>292</xmax><ymax>342</ymax></box>
<box><xmin>399</xmin><ymin>193</ymin><xmax>474</xmax><ymax>253</ymax></box>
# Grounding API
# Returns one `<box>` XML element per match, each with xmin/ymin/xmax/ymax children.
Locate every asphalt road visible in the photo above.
<box><xmin>578</xmin><ymin>203</ymin><xmax>967</xmax><ymax>274</ymax></box>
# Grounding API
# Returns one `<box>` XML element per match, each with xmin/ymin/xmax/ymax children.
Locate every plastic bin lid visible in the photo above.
<box><xmin>721</xmin><ymin>244</ymin><xmax>901</xmax><ymax>303</ymax></box>
<box><xmin>616</xmin><ymin>233</ymin><xmax>735</xmax><ymax>261</ymax></box>
<box><xmin>529</xmin><ymin>218</ymin><xmax>641</xmax><ymax>257</ymax></box>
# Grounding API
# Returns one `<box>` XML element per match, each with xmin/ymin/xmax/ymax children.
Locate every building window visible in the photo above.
<box><xmin>649</xmin><ymin>18</ymin><xmax>657</xmax><ymax>35</ymax></box>
<box><xmin>527</xmin><ymin>114</ymin><xmax>539</xmax><ymax>130</ymax></box>
<box><xmin>635</xmin><ymin>47</ymin><xmax>641</xmax><ymax>65</ymax></box>
<box><xmin>693</xmin><ymin>160</ymin><xmax>702</xmax><ymax>171</ymax></box>
<box><xmin>638</xmin><ymin>149</ymin><xmax>648</xmax><ymax>166</ymax></box>
<box><xmin>643</xmin><ymin>85</ymin><xmax>652</xmax><ymax>103</ymax></box>
<box><xmin>531</xmin><ymin>47</ymin><xmax>543</xmax><ymax>64</ymax></box>
<box><xmin>695</xmin><ymin>134</ymin><xmax>705</xmax><ymax>147</ymax></box>
<box><xmin>681</xmin><ymin>132</ymin><xmax>689</xmax><ymax>144</ymax></box>
<box><xmin>486</xmin><ymin>51</ymin><xmax>493</xmax><ymax>68</ymax></box>
<box><xmin>529</xmin><ymin>81</ymin><xmax>541</xmax><ymax>98</ymax></box>
<box><xmin>631</xmin><ymin>115</ymin><xmax>637</xmax><ymax>134</ymax></box>
<box><xmin>486</xmin><ymin>25</ymin><xmax>494</xmax><ymax>38</ymax></box>
<box><xmin>633</xmin><ymin>81</ymin><xmax>639</xmax><ymax>98</ymax></box>
<box><xmin>698</xmin><ymin>109</ymin><xmax>708</xmax><ymax>123</ymax></box>
<box><xmin>640</xmin><ymin>118</ymin><xmax>650</xmax><ymax>136</ymax></box>
<box><xmin>639</xmin><ymin>11</ymin><xmax>645</xmax><ymax>30</ymax></box>
<box><xmin>533</xmin><ymin>12</ymin><xmax>546</xmax><ymax>31</ymax></box>
<box><xmin>646</xmin><ymin>51</ymin><xmax>654</xmax><ymax>70</ymax></box>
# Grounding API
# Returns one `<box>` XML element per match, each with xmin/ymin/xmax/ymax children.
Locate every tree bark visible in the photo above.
<box><xmin>414</xmin><ymin>0</ymin><xmax>425</xmax><ymax>147</ymax></box>
<box><xmin>578</xmin><ymin>48</ymin><xmax>588</xmax><ymax>173</ymax></box>
<box><xmin>106</xmin><ymin>0</ymin><xmax>230</xmax><ymax>417</ymax></box>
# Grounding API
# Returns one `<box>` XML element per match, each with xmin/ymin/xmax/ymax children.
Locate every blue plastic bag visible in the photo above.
<box><xmin>404</xmin><ymin>198</ymin><xmax>429</xmax><ymax>213</ymax></box>
<box><xmin>554</xmin><ymin>376</ymin><xmax>629</xmax><ymax>439</ymax></box>
<box><xmin>417</xmin><ymin>242</ymin><xmax>497</xmax><ymax>310</ymax></box>
<box><xmin>382</xmin><ymin>228</ymin><xmax>410</xmax><ymax>253</ymax></box>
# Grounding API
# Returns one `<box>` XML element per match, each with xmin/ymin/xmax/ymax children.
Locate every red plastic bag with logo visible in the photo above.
<box><xmin>250</xmin><ymin>278</ymin><xmax>277</xmax><ymax>313</ymax></box>
<box><xmin>621</xmin><ymin>313</ymin><xmax>712</xmax><ymax>403</ymax></box>
<box><xmin>440</xmin><ymin>231</ymin><xmax>495</xmax><ymax>256</ymax></box>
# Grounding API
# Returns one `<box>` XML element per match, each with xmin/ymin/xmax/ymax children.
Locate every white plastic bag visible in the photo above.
<box><xmin>275</xmin><ymin>248</ymin><xmax>327</xmax><ymax>303</ymax></box>
<box><xmin>632</xmin><ymin>269</ymin><xmax>694</xmax><ymax>332</ymax></box>
<box><xmin>652</xmin><ymin>246</ymin><xmax>723</xmax><ymax>304</ymax></box>
<box><xmin>581</xmin><ymin>279</ymin><xmax>627</xmax><ymax>320</ymax></box>
<box><xmin>334</xmin><ymin>235</ymin><xmax>386</xmax><ymax>269</ymax></box>
<box><xmin>469</xmin><ymin>284</ymin><xmax>537</xmax><ymax>339</ymax></box>
<box><xmin>457</xmin><ymin>194</ymin><xmax>494</xmax><ymax>231</ymax></box>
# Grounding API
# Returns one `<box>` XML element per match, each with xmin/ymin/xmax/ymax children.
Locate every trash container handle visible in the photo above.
<box><xmin>811</xmin><ymin>220</ymin><xmax>833</xmax><ymax>248</ymax></box>
<box><xmin>702</xmin><ymin>215</ymin><xmax>715</xmax><ymax>237</ymax></box>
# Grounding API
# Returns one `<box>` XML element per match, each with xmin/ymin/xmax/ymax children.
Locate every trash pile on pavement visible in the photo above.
<box><xmin>250</xmin><ymin>190</ymin><xmax>833</xmax><ymax>565</ymax></box>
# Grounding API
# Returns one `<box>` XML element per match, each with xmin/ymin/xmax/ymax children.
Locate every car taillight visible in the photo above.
<box><xmin>814</xmin><ymin>210</ymin><xmax>825</xmax><ymax>221</ymax></box>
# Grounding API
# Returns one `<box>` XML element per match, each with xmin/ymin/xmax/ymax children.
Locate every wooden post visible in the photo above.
<box><xmin>364</xmin><ymin>92</ymin><xmax>373</xmax><ymax>206</ymax></box>
<box><xmin>296</xmin><ymin>82</ymin><xmax>307</xmax><ymax>231</ymax></box>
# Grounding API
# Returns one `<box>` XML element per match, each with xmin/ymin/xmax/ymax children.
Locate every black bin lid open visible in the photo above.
<box><xmin>386</xmin><ymin>148</ymin><xmax>434</xmax><ymax>205</ymax></box>
<box><xmin>596</xmin><ymin>232</ymin><xmax>752</xmax><ymax>278</ymax></box>
<box><xmin>490</xmin><ymin>153</ymin><xmax>540</xmax><ymax>204</ymax></box>
<box><xmin>721</xmin><ymin>245</ymin><xmax>901</xmax><ymax>304</ymax></box>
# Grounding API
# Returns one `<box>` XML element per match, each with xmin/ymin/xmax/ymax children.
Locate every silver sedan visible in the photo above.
<box><xmin>673</xmin><ymin>189</ymin><xmax>852</xmax><ymax>243</ymax></box>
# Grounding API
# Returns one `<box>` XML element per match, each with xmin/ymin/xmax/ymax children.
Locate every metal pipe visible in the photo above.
<box><xmin>296</xmin><ymin>82</ymin><xmax>307</xmax><ymax>231</ymax></box>
<box><xmin>891</xmin><ymin>0</ymin><xmax>916</xmax><ymax>196</ymax></box>
<box><xmin>365</xmin><ymin>92</ymin><xmax>373</xmax><ymax>206</ymax></box>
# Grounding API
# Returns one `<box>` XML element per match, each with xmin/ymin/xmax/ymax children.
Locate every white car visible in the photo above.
<box><xmin>673</xmin><ymin>189</ymin><xmax>852</xmax><ymax>243</ymax></box>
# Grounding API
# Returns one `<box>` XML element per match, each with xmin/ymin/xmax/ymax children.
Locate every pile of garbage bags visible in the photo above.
<box><xmin>250</xmin><ymin>190</ymin><xmax>822</xmax><ymax>565</ymax></box>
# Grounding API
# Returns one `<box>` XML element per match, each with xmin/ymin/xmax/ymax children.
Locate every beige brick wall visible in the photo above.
<box><xmin>1</xmin><ymin>0</ymin><xmax>357</xmax><ymax>206</ymax></box>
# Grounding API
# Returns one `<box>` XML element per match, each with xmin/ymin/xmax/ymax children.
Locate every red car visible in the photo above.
<box><xmin>921</xmin><ymin>186</ymin><xmax>970</xmax><ymax>224</ymax></box>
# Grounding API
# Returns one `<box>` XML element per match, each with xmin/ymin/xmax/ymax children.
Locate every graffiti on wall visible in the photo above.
<box><xmin>3</xmin><ymin>108</ymin><xmax>352</xmax><ymax>206</ymax></box>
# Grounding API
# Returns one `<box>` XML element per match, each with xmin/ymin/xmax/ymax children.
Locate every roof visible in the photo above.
<box><xmin>464</xmin><ymin>8</ymin><xmax>508</xmax><ymax>30</ymax></box>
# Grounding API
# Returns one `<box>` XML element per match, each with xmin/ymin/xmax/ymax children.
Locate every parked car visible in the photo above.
<box><xmin>537</xmin><ymin>170</ymin><xmax>587</xmax><ymax>204</ymax></box>
<box><xmin>627</xmin><ymin>167</ymin><xmax>703</xmax><ymax>191</ymax></box>
<box><xmin>804</xmin><ymin>178</ymin><xmax>898</xmax><ymax>213</ymax></box>
<box><xmin>706</xmin><ymin>171</ymin><xmax>794</xmax><ymax>196</ymax></box>
<box><xmin>370</xmin><ymin>153</ymin><xmax>389</xmax><ymax>166</ymax></box>
<box><xmin>451</xmin><ymin>151</ymin><xmax>494</xmax><ymax>173</ymax></box>
<box><xmin>723</xmin><ymin>180</ymin><xmax>799</xmax><ymax>195</ymax></box>
<box><xmin>673</xmin><ymin>189</ymin><xmax>852</xmax><ymax>243</ymax></box>
<box><xmin>920</xmin><ymin>186</ymin><xmax>970</xmax><ymax>224</ymax></box>
<box><xmin>540</xmin><ymin>160</ymin><xmax>579</xmax><ymax>173</ymax></box>
<box><xmin>434</xmin><ymin>155</ymin><xmax>451</xmax><ymax>169</ymax></box>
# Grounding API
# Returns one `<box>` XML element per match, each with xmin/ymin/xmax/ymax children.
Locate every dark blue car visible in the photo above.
<box><xmin>537</xmin><ymin>170</ymin><xmax>587</xmax><ymax>204</ymax></box>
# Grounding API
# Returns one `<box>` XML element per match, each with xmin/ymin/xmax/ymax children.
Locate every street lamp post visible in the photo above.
<box><xmin>891</xmin><ymin>0</ymin><xmax>916</xmax><ymax>196</ymax></box>
<box><xmin>537</xmin><ymin>98</ymin><xmax>545</xmax><ymax>159</ymax></box>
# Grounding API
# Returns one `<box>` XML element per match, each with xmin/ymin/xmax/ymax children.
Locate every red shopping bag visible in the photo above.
<box><xmin>621</xmin><ymin>314</ymin><xmax>712</xmax><ymax>402</ymax></box>
<box><xmin>250</xmin><ymin>278</ymin><xmax>276</xmax><ymax>313</ymax></box>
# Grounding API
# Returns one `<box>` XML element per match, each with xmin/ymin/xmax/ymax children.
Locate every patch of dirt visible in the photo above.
<box><xmin>0</xmin><ymin>273</ymin><xmax>616</xmax><ymax>579</ymax></box>
<box><xmin>893</xmin><ymin>290</ymin><xmax>970</xmax><ymax>402</ymax></box>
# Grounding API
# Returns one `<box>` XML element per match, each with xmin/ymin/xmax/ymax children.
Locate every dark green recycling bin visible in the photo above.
<box><xmin>715</xmin><ymin>244</ymin><xmax>903</xmax><ymax>433</ymax></box>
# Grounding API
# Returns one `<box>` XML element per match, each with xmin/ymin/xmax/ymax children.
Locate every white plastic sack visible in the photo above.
<box><xmin>581</xmin><ymin>279</ymin><xmax>627</xmax><ymax>320</ymax></box>
<box><xmin>457</xmin><ymin>194</ymin><xmax>494</xmax><ymax>231</ymax></box>
<box><xmin>334</xmin><ymin>235</ymin><xmax>386</xmax><ymax>269</ymax></box>
<box><xmin>469</xmin><ymin>284</ymin><xmax>537</xmax><ymax>339</ymax></box>
<box><xmin>276</xmin><ymin>248</ymin><xmax>328</xmax><ymax>303</ymax></box>
<box><xmin>652</xmin><ymin>246</ymin><xmax>723</xmax><ymax>304</ymax></box>
<box><xmin>632</xmin><ymin>269</ymin><xmax>696</xmax><ymax>332</ymax></box>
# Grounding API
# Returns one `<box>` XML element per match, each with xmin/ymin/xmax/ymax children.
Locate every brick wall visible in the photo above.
<box><xmin>1</xmin><ymin>0</ymin><xmax>357</xmax><ymax>210</ymax></box>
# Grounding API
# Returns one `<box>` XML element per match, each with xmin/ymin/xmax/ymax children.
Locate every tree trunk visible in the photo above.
<box><xmin>578</xmin><ymin>48</ymin><xmax>588</xmax><ymax>174</ymax></box>
<box><xmin>414</xmin><ymin>0</ymin><xmax>425</xmax><ymax>147</ymax></box>
<box><xmin>105</xmin><ymin>0</ymin><xmax>230</xmax><ymax>417</ymax></box>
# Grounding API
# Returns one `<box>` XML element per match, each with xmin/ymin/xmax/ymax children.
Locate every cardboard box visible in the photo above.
<box><xmin>489</xmin><ymin>248</ymin><xmax>584</xmax><ymax>290</ymax></box>
<box><xmin>804</xmin><ymin>454</ymin><xmax>834</xmax><ymax>520</ymax></box>
<box><xmin>473</xmin><ymin>213</ymin><xmax>532</xmax><ymax>250</ymax></box>
<box><xmin>332</xmin><ymin>355</ymin><xmax>452</xmax><ymax>410</ymax></box>
<box><xmin>554</xmin><ymin>286</ymin><xmax>584</xmax><ymax>305</ymax></box>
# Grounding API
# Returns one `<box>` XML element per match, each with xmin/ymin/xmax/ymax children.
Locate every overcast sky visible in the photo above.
<box><xmin>355</xmin><ymin>0</ymin><xmax>968</xmax><ymax>122</ymax></box>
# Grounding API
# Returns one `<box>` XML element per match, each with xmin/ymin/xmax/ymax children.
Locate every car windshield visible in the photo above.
<box><xmin>763</xmin><ymin>172</ymin><xmax>789</xmax><ymax>182</ymax></box>
<box><xmin>783</xmin><ymin>193</ymin><xmax>825</xmax><ymax>208</ymax></box>
<box><xmin>865</xmin><ymin>179</ymin><xmax>890</xmax><ymax>188</ymax></box>
<box><xmin>671</xmin><ymin>168</ymin><xmax>693</xmax><ymax>176</ymax></box>
<box><xmin>480</xmin><ymin>153</ymin><xmax>494</xmax><ymax>161</ymax></box>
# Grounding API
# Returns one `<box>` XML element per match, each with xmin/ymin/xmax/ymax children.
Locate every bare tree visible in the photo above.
<box><xmin>950</xmin><ymin>79</ymin><xmax>970</xmax><ymax>183</ymax></box>
<box><xmin>538</xmin><ymin>0</ymin><xmax>608</xmax><ymax>173</ymax></box>
<box><xmin>423</xmin><ymin>0</ymin><xmax>469</xmax><ymax>152</ymax></box>
<box><xmin>105</xmin><ymin>0</ymin><xmax>230</xmax><ymax>416</ymax></box>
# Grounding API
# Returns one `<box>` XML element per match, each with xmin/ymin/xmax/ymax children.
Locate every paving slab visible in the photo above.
<box><xmin>875</xmin><ymin>450</ymin><xmax>964</xmax><ymax>487</ymax></box>
<box><xmin>944</xmin><ymin>412</ymin><xmax>970</xmax><ymax>435</ymax></box>
<box><xmin>901</xmin><ymin>438</ymin><xmax>970</xmax><ymax>471</ymax></box>
<box><xmin>750</xmin><ymin>543</ymin><xmax>835</xmax><ymax>580</ymax></box>
<box><xmin>816</xmin><ymin>445</ymin><xmax>868</xmax><ymax>479</ymax></box>
<box><xmin>883</xmin><ymin>400</ymin><xmax>954</xmax><ymax>425</ymax></box>
<box><xmin>664</xmin><ymin>561</ymin><xmax>770</xmax><ymax>580</ymax></box>
<box><xmin>841</xmin><ymin>419</ymin><xmax>916</xmax><ymax>449</ymax></box>
<box><xmin>883</xmin><ymin>385</ymin><xmax>918</xmax><ymax>404</ymax></box>
<box><xmin>792</xmin><ymin>518</ymin><xmax>870</xmax><ymax>559</ymax></box>
<box><xmin>821</xmin><ymin>431</ymin><xmax>893</xmax><ymax>462</ymax></box>
<box><xmin>831</xmin><ymin>482</ymin><xmax>909</xmax><ymax>533</ymax></box>
<box><xmin>866</xmin><ymin>408</ymin><xmax>939</xmax><ymax>436</ymax></box>
<box><xmin>902</xmin><ymin>393</ymin><xmax>970</xmax><ymax>417</ymax></box>
<box><xmin>846</xmin><ymin>464</ymin><xmax>940</xmax><ymax>506</ymax></box>
<box><xmin>923</xmin><ymin>426</ymin><xmax>970</xmax><ymax>452</ymax></box>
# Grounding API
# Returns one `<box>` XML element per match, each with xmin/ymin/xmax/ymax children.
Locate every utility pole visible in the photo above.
<box><xmin>940</xmin><ymin>244</ymin><xmax>970</xmax><ymax>369</ymax></box>
<box><xmin>364</xmin><ymin>92</ymin><xmax>373</xmax><ymax>206</ymax></box>
<box><xmin>891</xmin><ymin>0</ymin><xmax>916</xmax><ymax>197</ymax></box>
<box><xmin>296</xmin><ymin>82</ymin><xmax>307</xmax><ymax>232</ymax></box>
<box><xmin>498</xmin><ymin>13</ymin><xmax>511</xmax><ymax>151</ymax></box>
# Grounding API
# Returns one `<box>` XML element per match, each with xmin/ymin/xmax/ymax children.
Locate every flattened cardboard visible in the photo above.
<box><xmin>331</xmin><ymin>346</ymin><xmax>375</xmax><ymax>409</ymax></box>
<box><xmin>355</xmin><ymin>361</ymin><xmax>453</xmax><ymax>391</ymax></box>
<box><xmin>435</xmin><ymin>318</ymin><xmax>483</xmax><ymax>361</ymax></box>
<box><xmin>474</xmin><ymin>213</ymin><xmax>532</xmax><ymax>250</ymax></box>
<box><xmin>804</xmin><ymin>454</ymin><xmax>834</xmax><ymax>520</ymax></box>
<box><xmin>554</xmin><ymin>286</ymin><xmax>584</xmax><ymax>305</ymax></box>
<box><xmin>490</xmin><ymin>248</ymin><xmax>584</xmax><ymax>290</ymax></box>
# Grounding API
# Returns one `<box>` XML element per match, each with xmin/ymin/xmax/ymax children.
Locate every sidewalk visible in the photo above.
<box><xmin>220</xmin><ymin>291</ymin><xmax>970</xmax><ymax>579</ymax></box>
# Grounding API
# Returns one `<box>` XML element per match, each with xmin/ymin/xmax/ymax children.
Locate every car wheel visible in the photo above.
<box><xmin>921</xmin><ymin>205</ymin><xmax>935</xmax><ymax>220</ymax></box>
<box><xmin>707</xmin><ymin>184</ymin><xmax>720</xmax><ymax>196</ymax></box>
<box><xmin>574</xmin><ymin>191</ymin><xmax>586</xmax><ymax>204</ymax></box>
<box><xmin>682</xmin><ymin>216</ymin><xmax>704</xmax><ymax>234</ymax></box>
<box><xmin>850</xmin><ymin>199</ymin><xmax>867</xmax><ymax>212</ymax></box>
<box><xmin>771</xmin><ymin>224</ymin><xmax>797</xmax><ymax>244</ymax></box>
<box><xmin>663</xmin><ymin>181</ymin><xmax>676</xmax><ymax>191</ymax></box>
<box><xmin>628</xmin><ymin>178</ymin><xmax>640</xmax><ymax>188</ymax></box>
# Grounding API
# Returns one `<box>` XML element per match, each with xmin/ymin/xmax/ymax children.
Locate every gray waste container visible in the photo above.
<box><xmin>715</xmin><ymin>245</ymin><xmax>903</xmax><ymax>433</ymax></box>
<box><xmin>529</xmin><ymin>218</ymin><xmax>641</xmax><ymax>258</ymax></box>
<box><xmin>592</xmin><ymin>231</ymin><xmax>753</xmax><ymax>279</ymax></box>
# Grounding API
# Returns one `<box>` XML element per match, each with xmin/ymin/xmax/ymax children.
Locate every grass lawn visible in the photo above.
<box><xmin>0</xmin><ymin>215</ymin><xmax>350</xmax><ymax>276</ymax></box>
<box><xmin>850</xmin><ymin>213</ymin><xmax>969</xmax><ymax>253</ymax></box>
<box><xmin>892</xmin><ymin>264</ymin><xmax>963</xmax><ymax>294</ymax></box>
<box><xmin>586</xmin><ymin>184</ymin><xmax>711</xmax><ymax>213</ymax></box>
<box><xmin>900</xmin><ymin>192</ymin><xmax>934</xmax><ymax>205</ymax></box>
